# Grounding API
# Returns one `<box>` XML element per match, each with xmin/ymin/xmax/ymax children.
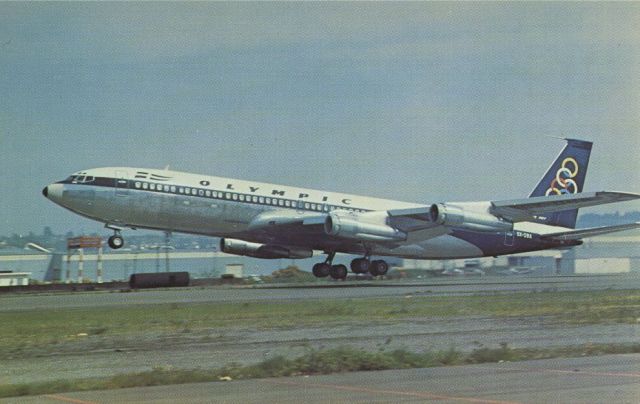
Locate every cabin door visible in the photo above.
<box><xmin>115</xmin><ymin>171</ymin><xmax>129</xmax><ymax>196</ymax></box>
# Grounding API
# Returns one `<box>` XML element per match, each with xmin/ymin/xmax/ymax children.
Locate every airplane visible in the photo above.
<box><xmin>42</xmin><ymin>138</ymin><xmax>640</xmax><ymax>280</ymax></box>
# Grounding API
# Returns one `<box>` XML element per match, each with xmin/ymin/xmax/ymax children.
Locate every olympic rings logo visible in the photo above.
<box><xmin>545</xmin><ymin>157</ymin><xmax>579</xmax><ymax>195</ymax></box>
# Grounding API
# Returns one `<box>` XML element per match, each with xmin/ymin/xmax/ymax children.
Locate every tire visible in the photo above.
<box><xmin>329</xmin><ymin>264</ymin><xmax>348</xmax><ymax>280</ymax></box>
<box><xmin>108</xmin><ymin>235</ymin><xmax>124</xmax><ymax>249</ymax></box>
<box><xmin>312</xmin><ymin>263</ymin><xmax>331</xmax><ymax>278</ymax></box>
<box><xmin>370</xmin><ymin>260</ymin><xmax>388</xmax><ymax>276</ymax></box>
<box><xmin>350</xmin><ymin>258</ymin><xmax>370</xmax><ymax>274</ymax></box>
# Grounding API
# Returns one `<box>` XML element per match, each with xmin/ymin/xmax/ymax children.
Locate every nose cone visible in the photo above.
<box><xmin>43</xmin><ymin>183</ymin><xmax>64</xmax><ymax>202</ymax></box>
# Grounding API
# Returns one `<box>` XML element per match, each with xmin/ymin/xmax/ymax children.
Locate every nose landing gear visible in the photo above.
<box><xmin>106</xmin><ymin>225</ymin><xmax>125</xmax><ymax>250</ymax></box>
<box><xmin>107</xmin><ymin>233</ymin><xmax>124</xmax><ymax>249</ymax></box>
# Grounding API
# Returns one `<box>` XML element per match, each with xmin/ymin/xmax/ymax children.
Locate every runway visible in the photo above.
<box><xmin>2</xmin><ymin>274</ymin><xmax>639</xmax><ymax>398</ymax></box>
<box><xmin>2</xmin><ymin>274</ymin><xmax>640</xmax><ymax>312</ymax></box>
<box><xmin>5</xmin><ymin>354</ymin><xmax>639</xmax><ymax>403</ymax></box>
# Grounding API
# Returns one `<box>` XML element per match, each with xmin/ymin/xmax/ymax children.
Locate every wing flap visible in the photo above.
<box><xmin>540</xmin><ymin>222</ymin><xmax>640</xmax><ymax>241</ymax></box>
<box><xmin>491</xmin><ymin>191</ymin><xmax>640</xmax><ymax>222</ymax></box>
<box><xmin>387</xmin><ymin>207</ymin><xmax>438</xmax><ymax>232</ymax></box>
<box><xmin>387</xmin><ymin>207</ymin><xmax>450</xmax><ymax>242</ymax></box>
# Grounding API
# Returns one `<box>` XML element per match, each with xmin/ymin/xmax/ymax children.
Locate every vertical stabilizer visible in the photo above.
<box><xmin>528</xmin><ymin>138</ymin><xmax>593</xmax><ymax>228</ymax></box>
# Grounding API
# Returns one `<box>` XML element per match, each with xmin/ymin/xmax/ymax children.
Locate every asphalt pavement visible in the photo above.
<box><xmin>4</xmin><ymin>354</ymin><xmax>639</xmax><ymax>404</ymax></box>
<box><xmin>2</xmin><ymin>274</ymin><xmax>640</xmax><ymax>312</ymax></box>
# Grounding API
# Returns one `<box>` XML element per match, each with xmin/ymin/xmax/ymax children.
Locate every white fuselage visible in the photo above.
<box><xmin>44</xmin><ymin>167</ymin><xmax>571</xmax><ymax>260</ymax></box>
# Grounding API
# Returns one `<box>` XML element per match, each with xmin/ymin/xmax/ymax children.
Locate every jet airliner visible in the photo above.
<box><xmin>43</xmin><ymin>139</ymin><xmax>640</xmax><ymax>279</ymax></box>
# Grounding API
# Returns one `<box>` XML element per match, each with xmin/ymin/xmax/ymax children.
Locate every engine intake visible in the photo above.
<box><xmin>429</xmin><ymin>203</ymin><xmax>513</xmax><ymax>232</ymax></box>
<box><xmin>324</xmin><ymin>211</ymin><xmax>406</xmax><ymax>242</ymax></box>
<box><xmin>220</xmin><ymin>238</ymin><xmax>313</xmax><ymax>259</ymax></box>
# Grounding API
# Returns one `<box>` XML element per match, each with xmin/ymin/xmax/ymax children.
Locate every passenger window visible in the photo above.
<box><xmin>150</xmin><ymin>183</ymin><xmax>156</xmax><ymax>190</ymax></box>
<box><xmin>239</xmin><ymin>194</ymin><xmax>245</xmax><ymax>201</ymax></box>
<box><xmin>164</xmin><ymin>185</ymin><xmax>171</xmax><ymax>192</ymax></box>
<box><xmin>265</xmin><ymin>197</ymin><xmax>271</xmax><ymax>205</ymax></box>
<box><xmin>259</xmin><ymin>197</ymin><xmax>264</xmax><ymax>204</ymax></box>
<box><xmin>279</xmin><ymin>199</ymin><xmax>284</xmax><ymax>206</ymax></box>
<box><xmin>142</xmin><ymin>183</ymin><xmax>149</xmax><ymax>190</ymax></box>
<box><xmin>285</xmin><ymin>200</ymin><xmax>291</xmax><ymax>207</ymax></box>
<box><xmin>205</xmin><ymin>190</ymin><xmax>211</xmax><ymax>197</ymax></box>
<box><xmin>199</xmin><ymin>189</ymin><xmax>204</xmax><ymax>196</ymax></box>
<box><xmin>135</xmin><ymin>182</ymin><xmax>141</xmax><ymax>189</ymax></box>
<box><xmin>310</xmin><ymin>203</ymin><xmax>316</xmax><ymax>210</ymax></box>
<box><xmin>232</xmin><ymin>193</ymin><xmax>238</xmax><ymax>200</ymax></box>
<box><xmin>252</xmin><ymin>196</ymin><xmax>258</xmax><ymax>203</ymax></box>
<box><xmin>304</xmin><ymin>202</ymin><xmax>310</xmax><ymax>209</ymax></box>
<box><xmin>171</xmin><ymin>186</ymin><xmax>176</xmax><ymax>193</ymax></box>
<box><xmin>225</xmin><ymin>193</ymin><xmax>231</xmax><ymax>199</ymax></box>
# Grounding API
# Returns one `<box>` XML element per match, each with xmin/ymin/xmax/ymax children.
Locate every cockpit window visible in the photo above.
<box><xmin>65</xmin><ymin>175</ymin><xmax>95</xmax><ymax>183</ymax></box>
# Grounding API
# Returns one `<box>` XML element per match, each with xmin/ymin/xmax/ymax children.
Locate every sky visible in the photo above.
<box><xmin>1</xmin><ymin>2</ymin><xmax>639</xmax><ymax>236</ymax></box>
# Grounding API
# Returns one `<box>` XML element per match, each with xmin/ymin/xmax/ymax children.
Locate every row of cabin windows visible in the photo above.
<box><xmin>132</xmin><ymin>181</ymin><xmax>365</xmax><ymax>213</ymax></box>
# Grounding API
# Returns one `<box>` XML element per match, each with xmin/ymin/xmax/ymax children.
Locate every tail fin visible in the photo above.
<box><xmin>528</xmin><ymin>138</ymin><xmax>593</xmax><ymax>228</ymax></box>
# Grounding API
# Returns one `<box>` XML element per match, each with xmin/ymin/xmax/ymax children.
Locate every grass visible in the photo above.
<box><xmin>2</xmin><ymin>289</ymin><xmax>639</xmax><ymax>357</ymax></box>
<box><xmin>2</xmin><ymin>342</ymin><xmax>640</xmax><ymax>399</ymax></box>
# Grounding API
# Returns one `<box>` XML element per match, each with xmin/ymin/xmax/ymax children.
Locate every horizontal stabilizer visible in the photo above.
<box><xmin>491</xmin><ymin>191</ymin><xmax>640</xmax><ymax>223</ymax></box>
<box><xmin>540</xmin><ymin>222</ymin><xmax>640</xmax><ymax>241</ymax></box>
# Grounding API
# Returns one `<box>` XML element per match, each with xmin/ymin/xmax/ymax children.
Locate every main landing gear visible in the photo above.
<box><xmin>349</xmin><ymin>257</ymin><xmax>389</xmax><ymax>276</ymax></box>
<box><xmin>312</xmin><ymin>252</ymin><xmax>348</xmax><ymax>280</ymax></box>
<box><xmin>312</xmin><ymin>253</ymin><xmax>389</xmax><ymax>280</ymax></box>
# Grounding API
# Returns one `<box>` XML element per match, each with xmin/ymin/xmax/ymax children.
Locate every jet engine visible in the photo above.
<box><xmin>429</xmin><ymin>203</ymin><xmax>513</xmax><ymax>232</ymax></box>
<box><xmin>220</xmin><ymin>238</ymin><xmax>313</xmax><ymax>259</ymax></box>
<box><xmin>324</xmin><ymin>211</ymin><xmax>406</xmax><ymax>242</ymax></box>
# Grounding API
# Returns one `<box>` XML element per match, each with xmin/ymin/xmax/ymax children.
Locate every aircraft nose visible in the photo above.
<box><xmin>43</xmin><ymin>183</ymin><xmax>63</xmax><ymax>201</ymax></box>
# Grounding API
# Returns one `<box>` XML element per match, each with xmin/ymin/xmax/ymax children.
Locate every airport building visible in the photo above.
<box><xmin>402</xmin><ymin>234</ymin><xmax>640</xmax><ymax>276</ymax></box>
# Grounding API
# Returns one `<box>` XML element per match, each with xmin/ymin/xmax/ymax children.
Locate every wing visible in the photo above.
<box><xmin>247</xmin><ymin>208</ymin><xmax>449</xmax><ymax>245</ymax></box>
<box><xmin>540</xmin><ymin>222</ymin><xmax>640</xmax><ymax>241</ymax></box>
<box><xmin>491</xmin><ymin>191</ymin><xmax>640</xmax><ymax>223</ymax></box>
<box><xmin>245</xmin><ymin>191</ymin><xmax>639</xmax><ymax>246</ymax></box>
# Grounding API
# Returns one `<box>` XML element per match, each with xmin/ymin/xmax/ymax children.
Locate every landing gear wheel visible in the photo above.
<box><xmin>108</xmin><ymin>235</ymin><xmax>124</xmax><ymax>249</ymax></box>
<box><xmin>329</xmin><ymin>264</ymin><xmax>348</xmax><ymax>280</ymax></box>
<box><xmin>350</xmin><ymin>258</ymin><xmax>370</xmax><ymax>274</ymax></box>
<box><xmin>312</xmin><ymin>263</ymin><xmax>331</xmax><ymax>278</ymax></box>
<box><xmin>369</xmin><ymin>260</ymin><xmax>388</xmax><ymax>276</ymax></box>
